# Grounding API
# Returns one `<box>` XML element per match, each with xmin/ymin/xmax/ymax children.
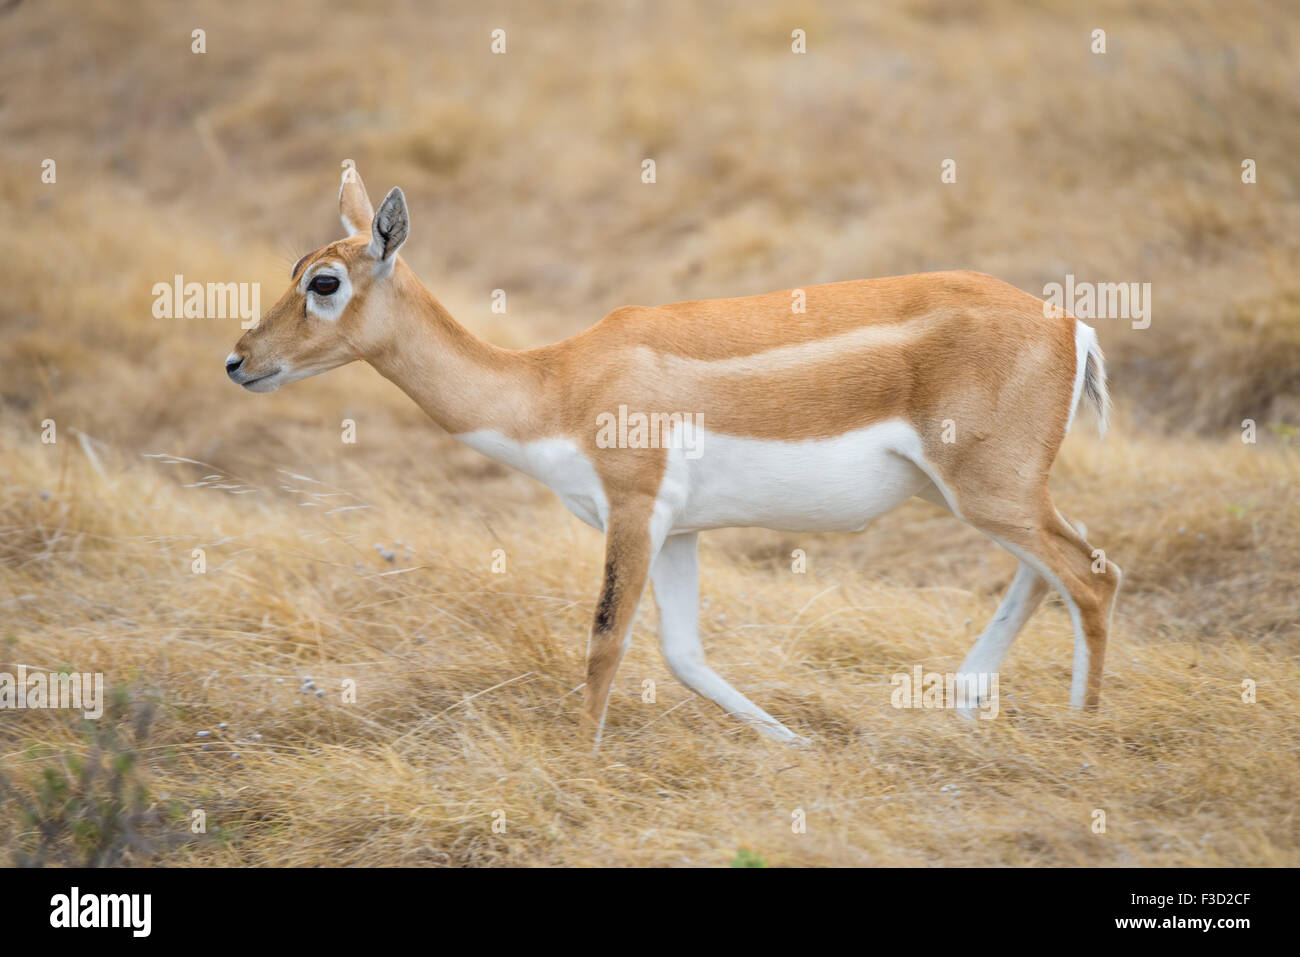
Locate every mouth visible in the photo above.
<box><xmin>231</xmin><ymin>367</ymin><xmax>284</xmax><ymax>392</ymax></box>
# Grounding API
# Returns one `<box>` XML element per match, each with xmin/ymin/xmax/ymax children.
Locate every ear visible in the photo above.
<box><xmin>367</xmin><ymin>187</ymin><xmax>409</xmax><ymax>269</ymax></box>
<box><xmin>339</xmin><ymin>167</ymin><xmax>374</xmax><ymax>237</ymax></box>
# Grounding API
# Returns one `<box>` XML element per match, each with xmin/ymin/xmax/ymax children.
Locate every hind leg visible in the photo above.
<box><xmin>954</xmin><ymin>561</ymin><xmax>1051</xmax><ymax>715</ymax></box>
<box><xmin>918</xmin><ymin>476</ymin><xmax>1121</xmax><ymax>710</ymax></box>
<box><xmin>969</xmin><ymin>505</ymin><xmax>1121</xmax><ymax>710</ymax></box>
<box><xmin>1043</xmin><ymin>512</ymin><xmax>1122</xmax><ymax>709</ymax></box>
<box><xmin>916</xmin><ymin>482</ymin><xmax>1051</xmax><ymax>713</ymax></box>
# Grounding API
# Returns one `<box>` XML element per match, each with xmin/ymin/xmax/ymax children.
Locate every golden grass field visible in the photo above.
<box><xmin>1</xmin><ymin>0</ymin><xmax>1297</xmax><ymax>866</ymax></box>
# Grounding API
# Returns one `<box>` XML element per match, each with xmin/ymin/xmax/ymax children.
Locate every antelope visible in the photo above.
<box><xmin>226</xmin><ymin>169</ymin><xmax>1122</xmax><ymax>748</ymax></box>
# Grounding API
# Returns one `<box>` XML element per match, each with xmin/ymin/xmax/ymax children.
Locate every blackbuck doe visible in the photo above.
<box><xmin>226</xmin><ymin>169</ymin><xmax>1122</xmax><ymax>747</ymax></box>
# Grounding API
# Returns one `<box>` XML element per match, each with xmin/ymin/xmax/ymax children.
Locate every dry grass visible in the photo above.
<box><xmin>1</xmin><ymin>0</ymin><xmax>1297</xmax><ymax>866</ymax></box>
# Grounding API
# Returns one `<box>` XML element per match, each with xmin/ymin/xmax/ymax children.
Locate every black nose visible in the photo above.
<box><xmin>226</xmin><ymin>354</ymin><xmax>244</xmax><ymax>379</ymax></box>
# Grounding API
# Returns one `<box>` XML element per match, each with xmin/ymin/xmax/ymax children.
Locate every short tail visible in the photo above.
<box><xmin>1071</xmin><ymin>322</ymin><xmax>1111</xmax><ymax>437</ymax></box>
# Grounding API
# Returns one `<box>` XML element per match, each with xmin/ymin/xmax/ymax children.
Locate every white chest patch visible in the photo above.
<box><xmin>457</xmin><ymin>420</ymin><xmax>931</xmax><ymax>537</ymax></box>
<box><xmin>455</xmin><ymin>430</ymin><xmax>609</xmax><ymax>531</ymax></box>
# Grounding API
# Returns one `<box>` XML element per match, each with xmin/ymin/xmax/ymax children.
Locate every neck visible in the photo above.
<box><xmin>363</xmin><ymin>264</ymin><xmax>546</xmax><ymax>438</ymax></box>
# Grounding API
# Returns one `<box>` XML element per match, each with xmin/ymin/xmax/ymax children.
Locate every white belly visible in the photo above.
<box><xmin>457</xmin><ymin>420</ymin><xmax>930</xmax><ymax>537</ymax></box>
<box><xmin>663</xmin><ymin>420</ymin><xmax>930</xmax><ymax>533</ymax></box>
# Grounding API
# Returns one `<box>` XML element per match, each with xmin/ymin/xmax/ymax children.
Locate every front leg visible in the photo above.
<box><xmin>582</xmin><ymin>504</ymin><xmax>658</xmax><ymax>748</ymax></box>
<box><xmin>652</xmin><ymin>532</ymin><xmax>808</xmax><ymax>745</ymax></box>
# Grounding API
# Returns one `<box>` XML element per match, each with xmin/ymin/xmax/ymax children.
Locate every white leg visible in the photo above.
<box><xmin>955</xmin><ymin>561</ymin><xmax>1049</xmax><ymax>717</ymax></box>
<box><xmin>651</xmin><ymin>532</ymin><xmax>808</xmax><ymax>746</ymax></box>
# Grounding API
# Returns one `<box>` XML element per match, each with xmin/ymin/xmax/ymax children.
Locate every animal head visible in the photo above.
<box><xmin>225</xmin><ymin>169</ymin><xmax>409</xmax><ymax>392</ymax></box>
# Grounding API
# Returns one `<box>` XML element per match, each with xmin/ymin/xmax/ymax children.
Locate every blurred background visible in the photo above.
<box><xmin>0</xmin><ymin>0</ymin><xmax>1296</xmax><ymax>867</ymax></box>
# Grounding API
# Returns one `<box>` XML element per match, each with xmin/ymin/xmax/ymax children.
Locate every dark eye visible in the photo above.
<box><xmin>309</xmin><ymin>275</ymin><xmax>340</xmax><ymax>296</ymax></box>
